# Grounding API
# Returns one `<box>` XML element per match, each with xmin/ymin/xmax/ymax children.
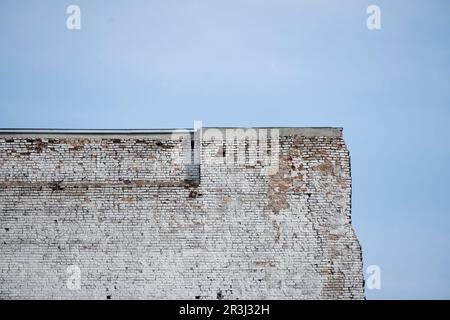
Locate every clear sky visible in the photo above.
<box><xmin>1</xmin><ymin>0</ymin><xmax>449</xmax><ymax>299</ymax></box>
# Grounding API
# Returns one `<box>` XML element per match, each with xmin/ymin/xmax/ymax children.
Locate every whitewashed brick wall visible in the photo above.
<box><xmin>0</xmin><ymin>128</ymin><xmax>364</xmax><ymax>299</ymax></box>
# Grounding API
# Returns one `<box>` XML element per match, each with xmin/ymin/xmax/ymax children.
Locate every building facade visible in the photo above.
<box><xmin>0</xmin><ymin>127</ymin><xmax>364</xmax><ymax>299</ymax></box>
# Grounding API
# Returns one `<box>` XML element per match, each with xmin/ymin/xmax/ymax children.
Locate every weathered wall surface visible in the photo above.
<box><xmin>0</xmin><ymin>128</ymin><xmax>364</xmax><ymax>299</ymax></box>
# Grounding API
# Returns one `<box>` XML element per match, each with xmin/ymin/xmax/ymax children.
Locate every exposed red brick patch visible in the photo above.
<box><xmin>134</xmin><ymin>180</ymin><xmax>146</xmax><ymax>187</ymax></box>
<box><xmin>317</xmin><ymin>162</ymin><xmax>334</xmax><ymax>175</ymax></box>
<box><xmin>254</xmin><ymin>261</ymin><xmax>275</xmax><ymax>267</ymax></box>
<box><xmin>66</xmin><ymin>139</ymin><xmax>90</xmax><ymax>151</ymax></box>
<box><xmin>35</xmin><ymin>140</ymin><xmax>47</xmax><ymax>153</ymax></box>
<box><xmin>267</xmin><ymin>155</ymin><xmax>293</xmax><ymax>214</ymax></box>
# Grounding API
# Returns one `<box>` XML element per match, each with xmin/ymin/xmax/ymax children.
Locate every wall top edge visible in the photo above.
<box><xmin>0</xmin><ymin>127</ymin><xmax>343</xmax><ymax>138</ymax></box>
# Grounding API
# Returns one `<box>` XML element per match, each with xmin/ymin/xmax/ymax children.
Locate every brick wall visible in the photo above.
<box><xmin>0</xmin><ymin>128</ymin><xmax>364</xmax><ymax>299</ymax></box>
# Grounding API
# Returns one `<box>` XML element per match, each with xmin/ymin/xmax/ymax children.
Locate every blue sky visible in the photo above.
<box><xmin>1</xmin><ymin>0</ymin><xmax>450</xmax><ymax>299</ymax></box>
